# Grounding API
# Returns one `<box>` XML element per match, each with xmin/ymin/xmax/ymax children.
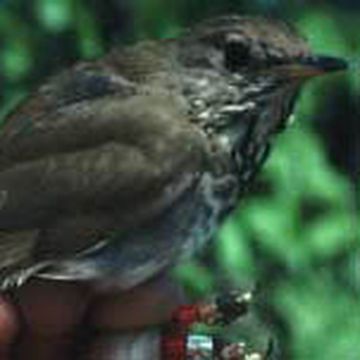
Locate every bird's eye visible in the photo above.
<box><xmin>224</xmin><ymin>39</ymin><xmax>250</xmax><ymax>72</ymax></box>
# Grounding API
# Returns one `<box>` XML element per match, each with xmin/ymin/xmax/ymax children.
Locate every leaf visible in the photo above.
<box><xmin>303</xmin><ymin>212</ymin><xmax>359</xmax><ymax>259</ymax></box>
<box><xmin>74</xmin><ymin>1</ymin><xmax>104</xmax><ymax>59</ymax></box>
<box><xmin>216</xmin><ymin>217</ymin><xmax>256</xmax><ymax>282</ymax></box>
<box><xmin>1</xmin><ymin>39</ymin><xmax>32</xmax><ymax>81</ymax></box>
<box><xmin>35</xmin><ymin>0</ymin><xmax>74</xmax><ymax>32</ymax></box>
<box><xmin>275</xmin><ymin>277</ymin><xmax>360</xmax><ymax>360</ymax></box>
<box><xmin>174</xmin><ymin>260</ymin><xmax>214</xmax><ymax>296</ymax></box>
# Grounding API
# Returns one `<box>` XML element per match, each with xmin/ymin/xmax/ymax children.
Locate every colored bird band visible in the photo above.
<box><xmin>161</xmin><ymin>290</ymin><xmax>263</xmax><ymax>359</ymax></box>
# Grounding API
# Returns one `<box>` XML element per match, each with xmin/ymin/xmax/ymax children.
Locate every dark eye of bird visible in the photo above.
<box><xmin>225</xmin><ymin>40</ymin><xmax>251</xmax><ymax>72</ymax></box>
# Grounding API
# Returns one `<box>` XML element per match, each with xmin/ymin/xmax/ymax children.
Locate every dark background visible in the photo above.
<box><xmin>0</xmin><ymin>1</ymin><xmax>359</xmax><ymax>359</ymax></box>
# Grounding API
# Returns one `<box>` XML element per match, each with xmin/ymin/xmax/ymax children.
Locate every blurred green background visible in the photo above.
<box><xmin>0</xmin><ymin>0</ymin><xmax>359</xmax><ymax>359</ymax></box>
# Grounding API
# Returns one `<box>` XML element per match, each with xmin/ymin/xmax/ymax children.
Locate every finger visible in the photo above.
<box><xmin>89</xmin><ymin>272</ymin><xmax>186</xmax><ymax>330</ymax></box>
<box><xmin>0</xmin><ymin>294</ymin><xmax>19</xmax><ymax>358</ymax></box>
<box><xmin>12</xmin><ymin>278</ymin><xmax>91</xmax><ymax>360</ymax></box>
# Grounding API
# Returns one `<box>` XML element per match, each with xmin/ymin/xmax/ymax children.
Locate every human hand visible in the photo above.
<box><xmin>0</xmin><ymin>272</ymin><xmax>185</xmax><ymax>360</ymax></box>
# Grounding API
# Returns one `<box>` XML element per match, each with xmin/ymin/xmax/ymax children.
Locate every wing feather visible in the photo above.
<box><xmin>0</xmin><ymin>90</ymin><xmax>206</xmax><ymax>262</ymax></box>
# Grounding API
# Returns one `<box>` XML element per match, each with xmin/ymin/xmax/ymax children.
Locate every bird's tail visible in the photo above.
<box><xmin>0</xmin><ymin>229</ymin><xmax>38</xmax><ymax>290</ymax></box>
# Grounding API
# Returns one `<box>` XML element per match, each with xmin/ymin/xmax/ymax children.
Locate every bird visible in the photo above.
<box><xmin>0</xmin><ymin>15</ymin><xmax>347</xmax><ymax>290</ymax></box>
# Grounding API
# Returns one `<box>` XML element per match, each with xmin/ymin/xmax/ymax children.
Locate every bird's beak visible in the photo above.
<box><xmin>273</xmin><ymin>54</ymin><xmax>348</xmax><ymax>79</ymax></box>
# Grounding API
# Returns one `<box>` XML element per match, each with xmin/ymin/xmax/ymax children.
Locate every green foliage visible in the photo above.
<box><xmin>174</xmin><ymin>260</ymin><xmax>215</xmax><ymax>296</ymax></box>
<box><xmin>0</xmin><ymin>1</ymin><xmax>358</xmax><ymax>358</ymax></box>
<box><xmin>74</xmin><ymin>2</ymin><xmax>104</xmax><ymax>59</ymax></box>
<box><xmin>35</xmin><ymin>0</ymin><xmax>74</xmax><ymax>32</ymax></box>
<box><xmin>276</xmin><ymin>277</ymin><xmax>360</xmax><ymax>360</ymax></box>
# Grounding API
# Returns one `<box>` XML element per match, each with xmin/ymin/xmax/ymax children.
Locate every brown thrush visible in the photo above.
<box><xmin>0</xmin><ymin>15</ymin><xmax>347</xmax><ymax>290</ymax></box>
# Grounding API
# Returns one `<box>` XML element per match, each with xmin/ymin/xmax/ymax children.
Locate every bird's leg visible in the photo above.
<box><xmin>161</xmin><ymin>289</ymin><xmax>264</xmax><ymax>359</ymax></box>
<box><xmin>86</xmin><ymin>272</ymin><xmax>186</xmax><ymax>359</ymax></box>
<box><xmin>84</xmin><ymin>328</ymin><xmax>160</xmax><ymax>360</ymax></box>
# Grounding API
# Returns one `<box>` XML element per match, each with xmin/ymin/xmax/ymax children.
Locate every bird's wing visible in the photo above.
<box><xmin>0</xmin><ymin>82</ymin><xmax>207</xmax><ymax>262</ymax></box>
<box><xmin>0</xmin><ymin>60</ymin><xmax>136</xmax><ymax>142</ymax></box>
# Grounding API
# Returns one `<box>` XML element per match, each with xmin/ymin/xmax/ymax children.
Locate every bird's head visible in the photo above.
<box><xmin>173</xmin><ymin>15</ymin><xmax>347</xmax><ymax>160</ymax></box>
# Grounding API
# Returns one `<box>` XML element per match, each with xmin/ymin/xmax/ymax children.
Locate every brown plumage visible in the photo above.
<box><xmin>0</xmin><ymin>15</ymin><xmax>347</xmax><ymax>289</ymax></box>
